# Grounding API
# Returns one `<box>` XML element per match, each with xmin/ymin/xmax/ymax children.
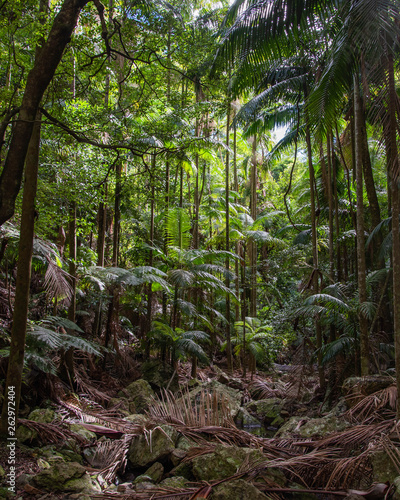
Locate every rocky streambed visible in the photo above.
<box><xmin>1</xmin><ymin>363</ymin><xmax>400</xmax><ymax>500</ymax></box>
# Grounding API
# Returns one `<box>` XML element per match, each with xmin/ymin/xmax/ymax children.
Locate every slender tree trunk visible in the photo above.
<box><xmin>354</xmin><ymin>73</ymin><xmax>369</xmax><ymax>376</ymax></box>
<box><xmin>225</xmin><ymin>101</ymin><xmax>233</xmax><ymax>373</ymax></box>
<box><xmin>386</xmin><ymin>51</ymin><xmax>400</xmax><ymax>416</ymax></box>
<box><xmin>249</xmin><ymin>136</ymin><xmax>257</xmax><ymax>318</ymax></box>
<box><xmin>59</xmin><ymin>201</ymin><xmax>77</xmax><ymax>384</ymax></box>
<box><xmin>112</xmin><ymin>162</ymin><xmax>121</xmax><ymax>266</ymax></box>
<box><xmin>146</xmin><ymin>166</ymin><xmax>155</xmax><ymax>359</ymax></box>
<box><xmin>0</xmin><ymin>111</ymin><xmax>42</xmax><ymax>435</ymax></box>
<box><xmin>304</xmin><ymin>96</ymin><xmax>325</xmax><ymax>389</ymax></box>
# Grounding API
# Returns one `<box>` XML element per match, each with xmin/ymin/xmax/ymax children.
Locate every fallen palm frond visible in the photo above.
<box><xmin>44</xmin><ymin>259</ymin><xmax>73</xmax><ymax>305</ymax></box>
<box><xmin>18</xmin><ymin>418</ymin><xmax>88</xmax><ymax>445</ymax></box>
<box><xmin>346</xmin><ymin>385</ymin><xmax>397</xmax><ymax>423</ymax></box>
<box><xmin>148</xmin><ymin>389</ymin><xmax>236</xmax><ymax>429</ymax></box>
<box><xmin>94</xmin><ymin>434</ymin><xmax>134</xmax><ymax>484</ymax></box>
<box><xmin>59</xmin><ymin>395</ymin><xmax>145</xmax><ymax>435</ymax></box>
<box><xmin>312</xmin><ymin>420</ymin><xmax>394</xmax><ymax>451</ymax></box>
<box><xmin>75</xmin><ymin>365</ymin><xmax>115</xmax><ymax>404</ymax></box>
<box><xmin>248</xmin><ymin>379</ymin><xmax>287</xmax><ymax>399</ymax></box>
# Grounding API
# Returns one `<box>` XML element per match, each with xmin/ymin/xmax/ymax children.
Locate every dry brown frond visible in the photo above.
<box><xmin>94</xmin><ymin>434</ymin><xmax>134</xmax><ymax>484</ymax></box>
<box><xmin>248</xmin><ymin>380</ymin><xmax>286</xmax><ymax>399</ymax></box>
<box><xmin>346</xmin><ymin>385</ymin><xmax>397</xmax><ymax>423</ymax></box>
<box><xmin>18</xmin><ymin>418</ymin><xmax>88</xmax><ymax>446</ymax></box>
<box><xmin>312</xmin><ymin>420</ymin><xmax>394</xmax><ymax>451</ymax></box>
<box><xmin>44</xmin><ymin>260</ymin><xmax>73</xmax><ymax>305</ymax></box>
<box><xmin>148</xmin><ymin>389</ymin><xmax>235</xmax><ymax>429</ymax></box>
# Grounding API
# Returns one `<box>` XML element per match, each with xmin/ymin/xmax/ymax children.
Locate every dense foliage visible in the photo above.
<box><xmin>0</xmin><ymin>0</ymin><xmax>399</xmax><ymax>426</ymax></box>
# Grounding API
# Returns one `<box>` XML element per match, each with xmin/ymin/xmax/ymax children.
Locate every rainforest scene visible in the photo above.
<box><xmin>0</xmin><ymin>0</ymin><xmax>400</xmax><ymax>498</ymax></box>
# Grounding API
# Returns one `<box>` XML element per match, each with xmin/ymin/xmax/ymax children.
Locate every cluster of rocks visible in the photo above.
<box><xmin>3</xmin><ymin>362</ymin><xmax>400</xmax><ymax>499</ymax></box>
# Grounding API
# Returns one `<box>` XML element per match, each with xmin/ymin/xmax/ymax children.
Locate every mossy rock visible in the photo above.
<box><xmin>28</xmin><ymin>408</ymin><xmax>55</xmax><ymax>423</ymax></box>
<box><xmin>170</xmin><ymin>461</ymin><xmax>195</xmax><ymax>481</ymax></box>
<box><xmin>144</xmin><ymin>462</ymin><xmax>164</xmax><ymax>483</ymax></box>
<box><xmin>141</xmin><ymin>360</ymin><xmax>179</xmax><ymax>393</ymax></box>
<box><xmin>32</xmin><ymin>461</ymin><xmax>86</xmax><ymax>491</ymax></box>
<box><xmin>118</xmin><ymin>379</ymin><xmax>155</xmax><ymax>413</ymax></box>
<box><xmin>176</xmin><ymin>435</ymin><xmax>197</xmax><ymax>451</ymax></box>
<box><xmin>297</xmin><ymin>417</ymin><xmax>348</xmax><ymax>438</ymax></box>
<box><xmin>245</xmin><ymin>398</ymin><xmax>285</xmax><ymax>425</ymax></box>
<box><xmin>192</xmin><ymin>445</ymin><xmax>264</xmax><ymax>482</ymax></box>
<box><xmin>0</xmin><ymin>486</ymin><xmax>14</xmax><ymax>499</ymax></box>
<box><xmin>342</xmin><ymin>376</ymin><xmax>394</xmax><ymax>406</ymax></box>
<box><xmin>275</xmin><ymin>417</ymin><xmax>309</xmax><ymax>438</ymax></box>
<box><xmin>125</xmin><ymin>414</ymin><xmax>148</xmax><ymax>425</ymax></box>
<box><xmin>235</xmin><ymin>407</ymin><xmax>261</xmax><ymax>428</ymax></box>
<box><xmin>69</xmin><ymin>423</ymin><xmax>97</xmax><ymax>442</ymax></box>
<box><xmin>128</xmin><ymin>425</ymin><xmax>178</xmax><ymax>467</ymax></box>
<box><xmin>210</xmin><ymin>479</ymin><xmax>268</xmax><ymax>500</ymax></box>
<box><xmin>63</xmin><ymin>474</ymin><xmax>101</xmax><ymax>494</ymax></box>
<box><xmin>184</xmin><ymin>380</ymin><xmax>242</xmax><ymax>419</ymax></box>
<box><xmin>370</xmin><ymin>450</ymin><xmax>399</xmax><ymax>483</ymax></box>
<box><xmin>16</xmin><ymin>424</ymin><xmax>37</xmax><ymax>444</ymax></box>
<box><xmin>134</xmin><ymin>475</ymin><xmax>153</xmax><ymax>484</ymax></box>
<box><xmin>0</xmin><ymin>465</ymin><xmax>5</xmax><ymax>480</ymax></box>
<box><xmin>160</xmin><ymin>476</ymin><xmax>188</xmax><ymax>488</ymax></box>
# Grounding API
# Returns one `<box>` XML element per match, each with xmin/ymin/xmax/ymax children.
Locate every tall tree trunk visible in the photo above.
<box><xmin>0</xmin><ymin>0</ymin><xmax>90</xmax><ymax>226</ymax></box>
<box><xmin>304</xmin><ymin>95</ymin><xmax>325</xmax><ymax>389</ymax></box>
<box><xmin>112</xmin><ymin>162</ymin><xmax>121</xmax><ymax>266</ymax></box>
<box><xmin>249</xmin><ymin>136</ymin><xmax>257</xmax><ymax>318</ymax></box>
<box><xmin>354</xmin><ymin>73</ymin><xmax>370</xmax><ymax>376</ymax></box>
<box><xmin>146</xmin><ymin>165</ymin><xmax>155</xmax><ymax>360</ymax></box>
<box><xmin>0</xmin><ymin>0</ymin><xmax>49</xmax><ymax>435</ymax></box>
<box><xmin>225</xmin><ymin>101</ymin><xmax>233</xmax><ymax>373</ymax></box>
<box><xmin>386</xmin><ymin>51</ymin><xmax>400</xmax><ymax>416</ymax></box>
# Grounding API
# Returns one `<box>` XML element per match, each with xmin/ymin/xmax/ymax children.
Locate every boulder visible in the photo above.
<box><xmin>32</xmin><ymin>461</ymin><xmax>100</xmax><ymax>493</ymax></box>
<box><xmin>210</xmin><ymin>479</ymin><xmax>268</xmax><ymax>500</ymax></box>
<box><xmin>184</xmin><ymin>380</ymin><xmax>242</xmax><ymax>420</ymax></box>
<box><xmin>342</xmin><ymin>376</ymin><xmax>394</xmax><ymax>406</ymax></box>
<box><xmin>118</xmin><ymin>379</ymin><xmax>155</xmax><ymax>413</ymax></box>
<box><xmin>69</xmin><ymin>423</ymin><xmax>97</xmax><ymax>442</ymax></box>
<box><xmin>125</xmin><ymin>414</ymin><xmax>148</xmax><ymax>426</ymax></box>
<box><xmin>28</xmin><ymin>408</ymin><xmax>55</xmax><ymax>423</ymax></box>
<box><xmin>191</xmin><ymin>444</ymin><xmax>264</xmax><ymax>481</ymax></box>
<box><xmin>245</xmin><ymin>398</ymin><xmax>286</xmax><ymax>426</ymax></box>
<box><xmin>370</xmin><ymin>450</ymin><xmax>399</xmax><ymax>483</ymax></box>
<box><xmin>275</xmin><ymin>416</ymin><xmax>348</xmax><ymax>439</ymax></box>
<box><xmin>235</xmin><ymin>407</ymin><xmax>261</xmax><ymax>428</ymax></box>
<box><xmin>16</xmin><ymin>424</ymin><xmax>37</xmax><ymax>444</ymax></box>
<box><xmin>128</xmin><ymin>425</ymin><xmax>178</xmax><ymax>467</ymax></box>
<box><xmin>141</xmin><ymin>360</ymin><xmax>179</xmax><ymax>393</ymax></box>
<box><xmin>297</xmin><ymin>417</ymin><xmax>348</xmax><ymax>438</ymax></box>
<box><xmin>160</xmin><ymin>476</ymin><xmax>188</xmax><ymax>488</ymax></box>
<box><xmin>144</xmin><ymin>462</ymin><xmax>164</xmax><ymax>483</ymax></box>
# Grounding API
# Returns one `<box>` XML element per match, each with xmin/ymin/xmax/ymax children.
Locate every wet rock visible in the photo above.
<box><xmin>141</xmin><ymin>360</ymin><xmax>179</xmax><ymax>393</ymax></box>
<box><xmin>118</xmin><ymin>379</ymin><xmax>155</xmax><ymax>413</ymax></box>
<box><xmin>128</xmin><ymin>425</ymin><xmax>178</xmax><ymax>467</ymax></box>
<box><xmin>210</xmin><ymin>479</ymin><xmax>268</xmax><ymax>500</ymax></box>
<box><xmin>144</xmin><ymin>462</ymin><xmax>164</xmax><ymax>483</ymax></box>
<box><xmin>192</xmin><ymin>444</ymin><xmax>264</xmax><ymax>481</ymax></box>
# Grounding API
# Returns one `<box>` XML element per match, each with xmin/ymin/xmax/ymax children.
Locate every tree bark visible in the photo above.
<box><xmin>354</xmin><ymin>73</ymin><xmax>369</xmax><ymax>376</ymax></box>
<box><xmin>386</xmin><ymin>51</ymin><xmax>400</xmax><ymax>417</ymax></box>
<box><xmin>0</xmin><ymin>111</ymin><xmax>41</xmax><ymax>435</ymax></box>
<box><xmin>0</xmin><ymin>0</ymin><xmax>90</xmax><ymax>226</ymax></box>
<box><xmin>225</xmin><ymin>101</ymin><xmax>233</xmax><ymax>373</ymax></box>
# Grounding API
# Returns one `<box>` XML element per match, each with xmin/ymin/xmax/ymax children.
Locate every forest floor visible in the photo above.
<box><xmin>0</xmin><ymin>358</ymin><xmax>399</xmax><ymax>500</ymax></box>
